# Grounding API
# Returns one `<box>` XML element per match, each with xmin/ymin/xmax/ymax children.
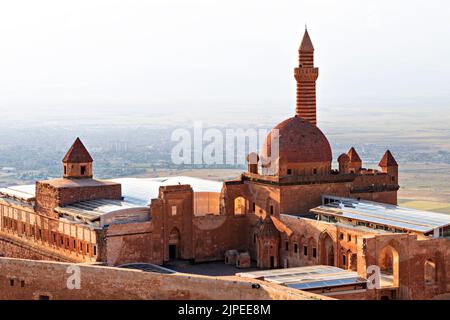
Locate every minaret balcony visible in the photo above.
<box><xmin>294</xmin><ymin>67</ymin><xmax>319</xmax><ymax>81</ymax></box>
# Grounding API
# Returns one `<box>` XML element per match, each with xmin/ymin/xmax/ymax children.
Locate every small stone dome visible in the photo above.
<box><xmin>338</xmin><ymin>153</ymin><xmax>350</xmax><ymax>163</ymax></box>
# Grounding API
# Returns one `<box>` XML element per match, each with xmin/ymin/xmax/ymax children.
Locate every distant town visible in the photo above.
<box><xmin>1</xmin><ymin>115</ymin><xmax>450</xmax><ymax>214</ymax></box>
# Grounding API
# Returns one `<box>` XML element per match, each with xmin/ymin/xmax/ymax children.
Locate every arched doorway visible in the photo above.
<box><xmin>319</xmin><ymin>233</ymin><xmax>334</xmax><ymax>266</ymax></box>
<box><xmin>424</xmin><ymin>259</ymin><xmax>437</xmax><ymax>285</ymax></box>
<box><xmin>168</xmin><ymin>228</ymin><xmax>180</xmax><ymax>260</ymax></box>
<box><xmin>378</xmin><ymin>245</ymin><xmax>399</xmax><ymax>287</ymax></box>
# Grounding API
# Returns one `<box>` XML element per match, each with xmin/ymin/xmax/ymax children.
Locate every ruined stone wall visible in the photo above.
<box><xmin>351</xmin><ymin>174</ymin><xmax>398</xmax><ymax>205</ymax></box>
<box><xmin>35</xmin><ymin>181</ymin><xmax>122</xmax><ymax>218</ymax></box>
<box><xmin>35</xmin><ymin>182</ymin><xmax>59</xmax><ymax>218</ymax></box>
<box><xmin>279</xmin><ymin>216</ymin><xmax>379</xmax><ymax>270</ymax></box>
<box><xmin>0</xmin><ymin>257</ymin><xmax>326</xmax><ymax>300</ymax></box>
<box><xmin>0</xmin><ymin>232</ymin><xmax>80</xmax><ymax>262</ymax></box>
<box><xmin>146</xmin><ymin>183</ymin><xmax>260</xmax><ymax>264</ymax></box>
<box><xmin>0</xmin><ymin>200</ymin><xmax>97</xmax><ymax>263</ymax></box>
<box><xmin>280</xmin><ymin>183</ymin><xmax>352</xmax><ymax>215</ymax></box>
<box><xmin>104</xmin><ymin>221</ymin><xmax>153</xmax><ymax>266</ymax></box>
<box><xmin>57</xmin><ymin>184</ymin><xmax>122</xmax><ymax>206</ymax></box>
<box><xmin>223</xmin><ymin>179</ymin><xmax>282</xmax><ymax>218</ymax></box>
<box><xmin>363</xmin><ymin>234</ymin><xmax>450</xmax><ymax>300</ymax></box>
<box><xmin>192</xmin><ymin>215</ymin><xmax>251</xmax><ymax>262</ymax></box>
<box><xmin>351</xmin><ymin>190</ymin><xmax>397</xmax><ymax>205</ymax></box>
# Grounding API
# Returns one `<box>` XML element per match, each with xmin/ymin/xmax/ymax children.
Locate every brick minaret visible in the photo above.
<box><xmin>294</xmin><ymin>28</ymin><xmax>319</xmax><ymax>125</ymax></box>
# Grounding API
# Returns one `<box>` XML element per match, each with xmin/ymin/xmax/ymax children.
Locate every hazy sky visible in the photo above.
<box><xmin>1</xmin><ymin>0</ymin><xmax>449</xmax><ymax>116</ymax></box>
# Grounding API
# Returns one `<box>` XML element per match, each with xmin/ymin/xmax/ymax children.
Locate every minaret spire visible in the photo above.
<box><xmin>294</xmin><ymin>28</ymin><xmax>319</xmax><ymax>125</ymax></box>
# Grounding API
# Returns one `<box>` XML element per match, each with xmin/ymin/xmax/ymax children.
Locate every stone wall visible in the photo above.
<box><xmin>192</xmin><ymin>215</ymin><xmax>252</xmax><ymax>262</ymax></box>
<box><xmin>104</xmin><ymin>222</ymin><xmax>153</xmax><ymax>266</ymax></box>
<box><xmin>35</xmin><ymin>181</ymin><xmax>122</xmax><ymax>218</ymax></box>
<box><xmin>0</xmin><ymin>233</ymin><xmax>79</xmax><ymax>262</ymax></box>
<box><xmin>0</xmin><ymin>199</ymin><xmax>98</xmax><ymax>263</ymax></box>
<box><xmin>0</xmin><ymin>257</ymin><xmax>327</xmax><ymax>300</ymax></box>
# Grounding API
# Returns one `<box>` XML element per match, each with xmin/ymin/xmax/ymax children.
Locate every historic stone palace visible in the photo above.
<box><xmin>1</xmin><ymin>30</ymin><xmax>449</xmax><ymax>300</ymax></box>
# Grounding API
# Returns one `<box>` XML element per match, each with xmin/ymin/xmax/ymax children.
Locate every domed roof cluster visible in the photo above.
<box><xmin>261</xmin><ymin>116</ymin><xmax>332</xmax><ymax>165</ymax></box>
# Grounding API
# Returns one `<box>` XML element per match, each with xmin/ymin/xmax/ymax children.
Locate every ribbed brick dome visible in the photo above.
<box><xmin>261</xmin><ymin>116</ymin><xmax>332</xmax><ymax>164</ymax></box>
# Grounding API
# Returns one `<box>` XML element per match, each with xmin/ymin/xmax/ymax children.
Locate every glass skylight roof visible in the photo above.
<box><xmin>313</xmin><ymin>195</ymin><xmax>450</xmax><ymax>233</ymax></box>
<box><xmin>288</xmin><ymin>276</ymin><xmax>366</xmax><ymax>290</ymax></box>
<box><xmin>55</xmin><ymin>199</ymin><xmax>142</xmax><ymax>220</ymax></box>
<box><xmin>237</xmin><ymin>265</ymin><xmax>366</xmax><ymax>291</ymax></box>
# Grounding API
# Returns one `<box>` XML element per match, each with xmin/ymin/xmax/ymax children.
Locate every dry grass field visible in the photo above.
<box><xmin>398</xmin><ymin>163</ymin><xmax>450</xmax><ymax>213</ymax></box>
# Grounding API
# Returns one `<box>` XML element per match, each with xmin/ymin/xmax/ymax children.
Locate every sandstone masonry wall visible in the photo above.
<box><xmin>0</xmin><ymin>257</ymin><xmax>327</xmax><ymax>300</ymax></box>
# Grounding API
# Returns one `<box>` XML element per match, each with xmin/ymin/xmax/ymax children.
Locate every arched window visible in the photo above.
<box><xmin>424</xmin><ymin>259</ymin><xmax>437</xmax><ymax>285</ymax></box>
<box><xmin>234</xmin><ymin>197</ymin><xmax>246</xmax><ymax>215</ymax></box>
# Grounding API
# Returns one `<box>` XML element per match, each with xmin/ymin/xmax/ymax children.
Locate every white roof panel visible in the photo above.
<box><xmin>1</xmin><ymin>176</ymin><xmax>223</xmax><ymax>207</ymax></box>
<box><xmin>111</xmin><ymin>176</ymin><xmax>223</xmax><ymax>206</ymax></box>
<box><xmin>0</xmin><ymin>184</ymin><xmax>36</xmax><ymax>201</ymax></box>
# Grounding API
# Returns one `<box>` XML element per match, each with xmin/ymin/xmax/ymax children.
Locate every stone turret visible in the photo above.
<box><xmin>246</xmin><ymin>152</ymin><xmax>259</xmax><ymax>174</ymax></box>
<box><xmin>62</xmin><ymin>138</ymin><xmax>93</xmax><ymax>179</ymax></box>
<box><xmin>338</xmin><ymin>153</ymin><xmax>350</xmax><ymax>174</ymax></box>
<box><xmin>379</xmin><ymin>150</ymin><xmax>398</xmax><ymax>183</ymax></box>
<box><xmin>347</xmin><ymin>147</ymin><xmax>362</xmax><ymax>173</ymax></box>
